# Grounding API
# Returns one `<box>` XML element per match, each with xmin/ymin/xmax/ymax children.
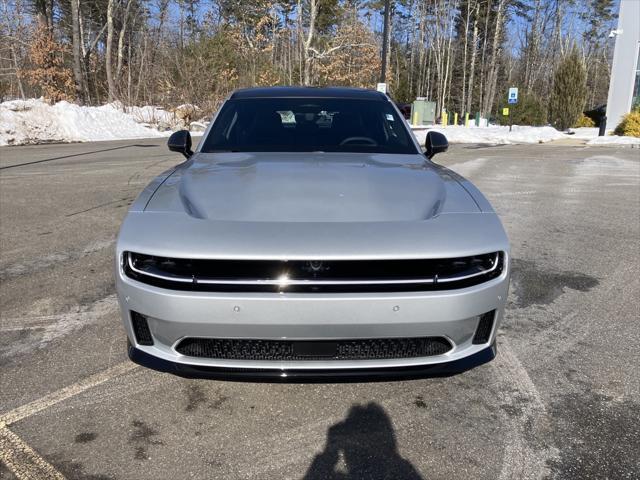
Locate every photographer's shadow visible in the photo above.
<box><xmin>303</xmin><ymin>402</ymin><xmax>424</xmax><ymax>480</ymax></box>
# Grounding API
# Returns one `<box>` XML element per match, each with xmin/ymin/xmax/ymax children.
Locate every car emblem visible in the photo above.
<box><xmin>309</xmin><ymin>261</ymin><xmax>324</xmax><ymax>271</ymax></box>
<box><xmin>302</xmin><ymin>261</ymin><xmax>329</xmax><ymax>275</ymax></box>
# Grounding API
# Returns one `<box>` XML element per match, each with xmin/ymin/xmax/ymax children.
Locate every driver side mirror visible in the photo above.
<box><xmin>424</xmin><ymin>131</ymin><xmax>449</xmax><ymax>160</ymax></box>
<box><xmin>168</xmin><ymin>130</ymin><xmax>193</xmax><ymax>159</ymax></box>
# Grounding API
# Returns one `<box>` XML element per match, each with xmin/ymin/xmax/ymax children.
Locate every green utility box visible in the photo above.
<box><xmin>410</xmin><ymin>98</ymin><xmax>436</xmax><ymax>126</ymax></box>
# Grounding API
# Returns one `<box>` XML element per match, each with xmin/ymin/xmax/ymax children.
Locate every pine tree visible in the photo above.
<box><xmin>549</xmin><ymin>48</ymin><xmax>587</xmax><ymax>131</ymax></box>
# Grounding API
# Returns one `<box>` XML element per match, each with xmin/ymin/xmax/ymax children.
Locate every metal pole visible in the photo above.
<box><xmin>380</xmin><ymin>0</ymin><xmax>391</xmax><ymax>84</ymax></box>
<box><xmin>509</xmin><ymin>102</ymin><xmax>513</xmax><ymax>132</ymax></box>
<box><xmin>598</xmin><ymin>116</ymin><xmax>607</xmax><ymax>136</ymax></box>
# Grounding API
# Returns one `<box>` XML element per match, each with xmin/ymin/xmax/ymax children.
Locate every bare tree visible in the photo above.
<box><xmin>70</xmin><ymin>0</ymin><xmax>85</xmax><ymax>103</ymax></box>
<box><xmin>0</xmin><ymin>0</ymin><xmax>616</xmax><ymax>126</ymax></box>
<box><xmin>460</xmin><ymin>0</ymin><xmax>474</xmax><ymax>113</ymax></box>
<box><xmin>482</xmin><ymin>0</ymin><xmax>507</xmax><ymax>118</ymax></box>
<box><xmin>466</xmin><ymin>1</ymin><xmax>479</xmax><ymax>114</ymax></box>
<box><xmin>116</xmin><ymin>0</ymin><xmax>133</xmax><ymax>80</ymax></box>
<box><xmin>302</xmin><ymin>0</ymin><xmax>318</xmax><ymax>85</ymax></box>
<box><xmin>106</xmin><ymin>0</ymin><xmax>116</xmax><ymax>101</ymax></box>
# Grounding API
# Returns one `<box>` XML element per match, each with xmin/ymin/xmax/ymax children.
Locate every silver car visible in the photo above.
<box><xmin>116</xmin><ymin>87</ymin><xmax>510</xmax><ymax>380</ymax></box>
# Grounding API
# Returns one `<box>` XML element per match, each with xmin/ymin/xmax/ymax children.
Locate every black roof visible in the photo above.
<box><xmin>230</xmin><ymin>86</ymin><xmax>387</xmax><ymax>100</ymax></box>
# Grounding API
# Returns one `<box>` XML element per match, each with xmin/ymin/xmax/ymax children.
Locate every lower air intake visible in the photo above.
<box><xmin>472</xmin><ymin>311</ymin><xmax>495</xmax><ymax>344</ymax></box>
<box><xmin>175</xmin><ymin>337</ymin><xmax>452</xmax><ymax>361</ymax></box>
<box><xmin>131</xmin><ymin>311</ymin><xmax>154</xmax><ymax>346</ymax></box>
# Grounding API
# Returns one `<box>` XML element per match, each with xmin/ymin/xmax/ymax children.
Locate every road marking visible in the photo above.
<box><xmin>0</xmin><ymin>426</ymin><xmax>65</xmax><ymax>479</ymax></box>
<box><xmin>0</xmin><ymin>295</ymin><xmax>119</xmax><ymax>359</ymax></box>
<box><xmin>0</xmin><ymin>360</ymin><xmax>138</xmax><ymax>479</ymax></box>
<box><xmin>447</xmin><ymin>157</ymin><xmax>488</xmax><ymax>177</ymax></box>
<box><xmin>0</xmin><ymin>239</ymin><xmax>115</xmax><ymax>281</ymax></box>
<box><xmin>0</xmin><ymin>326</ymin><xmax>48</xmax><ymax>332</ymax></box>
<box><xmin>1</xmin><ymin>295</ymin><xmax>118</xmax><ymax>330</ymax></box>
<box><xmin>0</xmin><ymin>361</ymin><xmax>138</xmax><ymax>426</ymax></box>
<box><xmin>491</xmin><ymin>190</ymin><xmax>537</xmax><ymax>197</ymax></box>
<box><xmin>495</xmin><ymin>340</ymin><xmax>552</xmax><ymax>480</ymax></box>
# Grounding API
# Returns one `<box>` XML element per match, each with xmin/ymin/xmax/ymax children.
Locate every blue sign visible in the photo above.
<box><xmin>508</xmin><ymin>87</ymin><xmax>518</xmax><ymax>104</ymax></box>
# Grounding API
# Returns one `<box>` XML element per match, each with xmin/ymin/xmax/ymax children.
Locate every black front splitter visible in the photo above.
<box><xmin>128</xmin><ymin>342</ymin><xmax>496</xmax><ymax>383</ymax></box>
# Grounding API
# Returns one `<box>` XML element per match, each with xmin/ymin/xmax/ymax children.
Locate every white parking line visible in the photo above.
<box><xmin>0</xmin><ymin>295</ymin><xmax>118</xmax><ymax>359</ymax></box>
<box><xmin>0</xmin><ymin>361</ymin><xmax>138</xmax><ymax>426</ymax></box>
<box><xmin>495</xmin><ymin>340</ymin><xmax>552</xmax><ymax>480</ymax></box>
<box><xmin>0</xmin><ymin>426</ymin><xmax>65</xmax><ymax>480</ymax></box>
<box><xmin>0</xmin><ymin>361</ymin><xmax>139</xmax><ymax>479</ymax></box>
<box><xmin>0</xmin><ymin>326</ymin><xmax>48</xmax><ymax>332</ymax></box>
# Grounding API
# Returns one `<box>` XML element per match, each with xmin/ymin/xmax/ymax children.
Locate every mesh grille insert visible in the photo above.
<box><xmin>472</xmin><ymin>311</ymin><xmax>495</xmax><ymax>344</ymax></box>
<box><xmin>131</xmin><ymin>311</ymin><xmax>154</xmax><ymax>346</ymax></box>
<box><xmin>175</xmin><ymin>337</ymin><xmax>452</xmax><ymax>361</ymax></box>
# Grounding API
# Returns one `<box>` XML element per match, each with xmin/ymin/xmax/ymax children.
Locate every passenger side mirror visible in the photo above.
<box><xmin>424</xmin><ymin>131</ymin><xmax>449</xmax><ymax>160</ymax></box>
<box><xmin>168</xmin><ymin>130</ymin><xmax>193</xmax><ymax>159</ymax></box>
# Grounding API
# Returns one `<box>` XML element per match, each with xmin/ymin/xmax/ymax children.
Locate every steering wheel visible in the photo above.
<box><xmin>339</xmin><ymin>136</ymin><xmax>378</xmax><ymax>146</ymax></box>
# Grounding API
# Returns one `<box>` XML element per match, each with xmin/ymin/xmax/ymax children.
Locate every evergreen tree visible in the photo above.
<box><xmin>497</xmin><ymin>92</ymin><xmax>547</xmax><ymax>126</ymax></box>
<box><xmin>549</xmin><ymin>48</ymin><xmax>587</xmax><ymax>131</ymax></box>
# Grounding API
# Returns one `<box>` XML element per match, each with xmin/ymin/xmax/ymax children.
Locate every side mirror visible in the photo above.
<box><xmin>168</xmin><ymin>130</ymin><xmax>193</xmax><ymax>159</ymax></box>
<box><xmin>424</xmin><ymin>131</ymin><xmax>449</xmax><ymax>160</ymax></box>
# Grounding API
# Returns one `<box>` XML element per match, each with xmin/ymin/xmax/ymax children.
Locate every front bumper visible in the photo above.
<box><xmin>116</xmin><ymin>255</ymin><xmax>509</xmax><ymax>379</ymax></box>
<box><xmin>128</xmin><ymin>340</ymin><xmax>497</xmax><ymax>382</ymax></box>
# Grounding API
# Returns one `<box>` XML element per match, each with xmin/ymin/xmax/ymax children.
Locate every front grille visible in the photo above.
<box><xmin>472</xmin><ymin>311</ymin><xmax>495</xmax><ymax>344</ymax></box>
<box><xmin>131</xmin><ymin>311</ymin><xmax>154</xmax><ymax>345</ymax></box>
<box><xmin>175</xmin><ymin>337</ymin><xmax>452</xmax><ymax>361</ymax></box>
<box><xmin>124</xmin><ymin>251</ymin><xmax>504</xmax><ymax>293</ymax></box>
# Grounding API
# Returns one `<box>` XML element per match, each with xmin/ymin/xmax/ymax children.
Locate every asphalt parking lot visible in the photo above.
<box><xmin>1</xmin><ymin>138</ymin><xmax>639</xmax><ymax>479</ymax></box>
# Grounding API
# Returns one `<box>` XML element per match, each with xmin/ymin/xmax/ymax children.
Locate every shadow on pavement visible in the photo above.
<box><xmin>303</xmin><ymin>402</ymin><xmax>423</xmax><ymax>480</ymax></box>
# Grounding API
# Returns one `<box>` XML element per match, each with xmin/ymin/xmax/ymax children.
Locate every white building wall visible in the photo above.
<box><xmin>605</xmin><ymin>0</ymin><xmax>640</xmax><ymax>131</ymax></box>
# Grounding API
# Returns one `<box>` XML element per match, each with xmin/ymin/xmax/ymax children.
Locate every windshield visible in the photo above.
<box><xmin>200</xmin><ymin>98</ymin><xmax>418</xmax><ymax>154</ymax></box>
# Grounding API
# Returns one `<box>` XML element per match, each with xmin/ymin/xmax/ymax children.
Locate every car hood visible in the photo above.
<box><xmin>144</xmin><ymin>152</ymin><xmax>481</xmax><ymax>222</ymax></box>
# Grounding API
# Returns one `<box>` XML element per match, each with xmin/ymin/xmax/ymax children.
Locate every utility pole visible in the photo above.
<box><xmin>380</xmin><ymin>0</ymin><xmax>391</xmax><ymax>84</ymax></box>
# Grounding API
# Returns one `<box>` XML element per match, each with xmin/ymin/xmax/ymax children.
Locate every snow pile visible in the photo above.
<box><xmin>586</xmin><ymin>135</ymin><xmax>640</xmax><ymax>146</ymax></box>
<box><xmin>567</xmin><ymin>127</ymin><xmax>640</xmax><ymax>145</ymax></box>
<box><xmin>567</xmin><ymin>127</ymin><xmax>600</xmax><ymax>139</ymax></box>
<box><xmin>1</xmin><ymin>98</ymin><xmax>635</xmax><ymax>147</ymax></box>
<box><xmin>126</xmin><ymin>104</ymin><xmax>206</xmax><ymax>132</ymax></box>
<box><xmin>0</xmin><ymin>98</ymin><xmax>166</xmax><ymax>146</ymax></box>
<box><xmin>412</xmin><ymin>124</ymin><xmax>639</xmax><ymax>146</ymax></box>
<box><xmin>126</xmin><ymin>105</ymin><xmax>177</xmax><ymax>129</ymax></box>
<box><xmin>411</xmin><ymin>125</ymin><xmax>566</xmax><ymax>145</ymax></box>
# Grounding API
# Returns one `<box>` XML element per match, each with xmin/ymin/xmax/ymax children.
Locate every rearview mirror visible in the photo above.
<box><xmin>424</xmin><ymin>131</ymin><xmax>449</xmax><ymax>160</ymax></box>
<box><xmin>168</xmin><ymin>130</ymin><xmax>193</xmax><ymax>159</ymax></box>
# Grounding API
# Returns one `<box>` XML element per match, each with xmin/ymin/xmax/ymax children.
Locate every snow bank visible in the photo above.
<box><xmin>586</xmin><ymin>135</ymin><xmax>640</xmax><ymax>146</ymax></box>
<box><xmin>125</xmin><ymin>104</ymin><xmax>206</xmax><ymax>131</ymax></box>
<box><xmin>566</xmin><ymin>127</ymin><xmax>640</xmax><ymax>145</ymax></box>
<box><xmin>567</xmin><ymin>127</ymin><xmax>600</xmax><ymax>139</ymax></box>
<box><xmin>0</xmin><ymin>98</ymin><xmax>167</xmax><ymax>146</ymax></box>
<box><xmin>125</xmin><ymin>105</ymin><xmax>177</xmax><ymax>128</ymax></box>
<box><xmin>2</xmin><ymin>98</ymin><xmax>636</xmax><ymax>147</ymax></box>
<box><xmin>412</xmin><ymin>124</ymin><xmax>639</xmax><ymax>146</ymax></box>
<box><xmin>411</xmin><ymin>125</ymin><xmax>566</xmax><ymax>145</ymax></box>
